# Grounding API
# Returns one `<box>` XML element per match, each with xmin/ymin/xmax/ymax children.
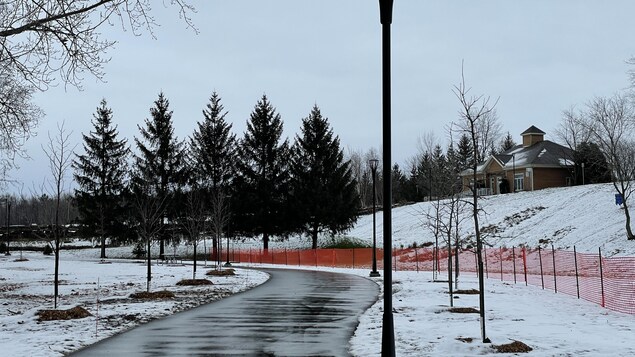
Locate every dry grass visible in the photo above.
<box><xmin>448</xmin><ymin>307</ymin><xmax>479</xmax><ymax>314</ymax></box>
<box><xmin>129</xmin><ymin>290</ymin><xmax>175</xmax><ymax>299</ymax></box>
<box><xmin>36</xmin><ymin>306</ymin><xmax>92</xmax><ymax>321</ymax></box>
<box><xmin>176</xmin><ymin>279</ymin><xmax>213</xmax><ymax>286</ymax></box>
<box><xmin>493</xmin><ymin>340</ymin><xmax>533</xmax><ymax>353</ymax></box>
<box><xmin>206</xmin><ymin>268</ymin><xmax>235</xmax><ymax>276</ymax></box>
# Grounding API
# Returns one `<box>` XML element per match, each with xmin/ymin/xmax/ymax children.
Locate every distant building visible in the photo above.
<box><xmin>460</xmin><ymin>126</ymin><xmax>574</xmax><ymax>195</ymax></box>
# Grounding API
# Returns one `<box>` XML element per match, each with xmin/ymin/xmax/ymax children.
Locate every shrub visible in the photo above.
<box><xmin>43</xmin><ymin>244</ymin><xmax>53</xmax><ymax>255</ymax></box>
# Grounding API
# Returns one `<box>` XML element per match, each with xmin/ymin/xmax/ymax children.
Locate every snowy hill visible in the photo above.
<box><xmin>347</xmin><ymin>182</ymin><xmax>635</xmax><ymax>257</ymax></box>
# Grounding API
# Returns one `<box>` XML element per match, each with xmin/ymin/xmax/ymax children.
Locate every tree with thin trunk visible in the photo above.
<box><xmin>235</xmin><ymin>95</ymin><xmax>290</xmax><ymax>250</ymax></box>
<box><xmin>73</xmin><ymin>99</ymin><xmax>129</xmax><ymax>259</ymax></box>
<box><xmin>42</xmin><ymin>122</ymin><xmax>75</xmax><ymax>309</ymax></box>
<box><xmin>181</xmin><ymin>186</ymin><xmax>205</xmax><ymax>278</ymax></box>
<box><xmin>452</xmin><ymin>65</ymin><xmax>497</xmax><ymax>343</ymax></box>
<box><xmin>581</xmin><ymin>94</ymin><xmax>635</xmax><ymax>240</ymax></box>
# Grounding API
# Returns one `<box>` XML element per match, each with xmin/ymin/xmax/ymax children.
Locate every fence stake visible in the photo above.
<box><xmin>332</xmin><ymin>248</ymin><xmax>335</xmax><ymax>268</ymax></box>
<box><xmin>574</xmin><ymin>246</ymin><xmax>580</xmax><ymax>299</ymax></box>
<box><xmin>512</xmin><ymin>246</ymin><xmax>517</xmax><ymax>284</ymax></box>
<box><xmin>315</xmin><ymin>249</ymin><xmax>318</xmax><ymax>267</ymax></box>
<box><xmin>538</xmin><ymin>246</ymin><xmax>544</xmax><ymax>289</ymax></box>
<box><xmin>393</xmin><ymin>246</ymin><xmax>397</xmax><ymax>272</ymax></box>
<box><xmin>352</xmin><ymin>248</ymin><xmax>355</xmax><ymax>269</ymax></box>
<box><xmin>414</xmin><ymin>246</ymin><xmax>419</xmax><ymax>272</ymax></box>
<box><xmin>500</xmin><ymin>247</ymin><xmax>503</xmax><ymax>281</ymax></box>
<box><xmin>474</xmin><ymin>250</ymin><xmax>478</xmax><ymax>277</ymax></box>
<box><xmin>285</xmin><ymin>248</ymin><xmax>288</xmax><ymax>265</ymax></box>
<box><xmin>484</xmin><ymin>247</ymin><xmax>489</xmax><ymax>278</ymax></box>
<box><xmin>522</xmin><ymin>247</ymin><xmax>527</xmax><ymax>286</ymax></box>
<box><xmin>599</xmin><ymin>247</ymin><xmax>605</xmax><ymax>307</ymax></box>
<box><xmin>552</xmin><ymin>244</ymin><xmax>557</xmax><ymax>294</ymax></box>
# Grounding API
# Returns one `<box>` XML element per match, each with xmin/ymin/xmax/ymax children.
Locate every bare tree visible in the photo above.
<box><xmin>475</xmin><ymin>109</ymin><xmax>502</xmax><ymax>160</ymax></box>
<box><xmin>582</xmin><ymin>94</ymin><xmax>635</xmax><ymax>240</ymax></box>
<box><xmin>452</xmin><ymin>65</ymin><xmax>498</xmax><ymax>343</ymax></box>
<box><xmin>209</xmin><ymin>190</ymin><xmax>231</xmax><ymax>268</ymax></box>
<box><xmin>0</xmin><ymin>1</ymin><xmax>194</xmax><ymax>176</ymax></box>
<box><xmin>42</xmin><ymin>122</ymin><xmax>75</xmax><ymax>308</ymax></box>
<box><xmin>131</xmin><ymin>176</ymin><xmax>166</xmax><ymax>292</ymax></box>
<box><xmin>181</xmin><ymin>187</ymin><xmax>205</xmax><ymax>278</ymax></box>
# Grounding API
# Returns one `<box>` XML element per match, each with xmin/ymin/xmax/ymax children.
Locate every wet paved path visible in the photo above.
<box><xmin>71</xmin><ymin>268</ymin><xmax>379</xmax><ymax>357</ymax></box>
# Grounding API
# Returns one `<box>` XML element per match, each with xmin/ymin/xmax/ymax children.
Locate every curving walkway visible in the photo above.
<box><xmin>70</xmin><ymin>268</ymin><xmax>379</xmax><ymax>357</ymax></box>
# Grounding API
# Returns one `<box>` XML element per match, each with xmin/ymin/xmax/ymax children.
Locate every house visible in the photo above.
<box><xmin>460</xmin><ymin>126</ymin><xmax>574</xmax><ymax>195</ymax></box>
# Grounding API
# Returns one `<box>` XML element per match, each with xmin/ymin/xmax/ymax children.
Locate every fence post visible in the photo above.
<box><xmin>574</xmin><ymin>246</ymin><xmax>580</xmax><ymax>299</ymax></box>
<box><xmin>414</xmin><ymin>246</ymin><xmax>419</xmax><ymax>272</ymax></box>
<box><xmin>352</xmin><ymin>248</ymin><xmax>355</xmax><ymax>269</ymax></box>
<box><xmin>538</xmin><ymin>246</ymin><xmax>544</xmax><ymax>289</ymax></box>
<box><xmin>599</xmin><ymin>247</ymin><xmax>605</xmax><ymax>308</ymax></box>
<box><xmin>315</xmin><ymin>249</ymin><xmax>318</xmax><ymax>267</ymax></box>
<box><xmin>500</xmin><ymin>247</ymin><xmax>503</xmax><ymax>281</ymax></box>
<box><xmin>484</xmin><ymin>247</ymin><xmax>489</xmax><ymax>278</ymax></box>
<box><xmin>522</xmin><ymin>247</ymin><xmax>528</xmax><ymax>286</ymax></box>
<box><xmin>285</xmin><ymin>248</ymin><xmax>288</xmax><ymax>266</ymax></box>
<box><xmin>552</xmin><ymin>244</ymin><xmax>557</xmax><ymax>294</ymax></box>
<box><xmin>332</xmin><ymin>248</ymin><xmax>335</xmax><ymax>268</ymax></box>
<box><xmin>512</xmin><ymin>246</ymin><xmax>517</xmax><ymax>284</ymax></box>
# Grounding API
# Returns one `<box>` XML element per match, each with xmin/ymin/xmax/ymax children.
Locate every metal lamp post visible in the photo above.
<box><xmin>379</xmin><ymin>0</ymin><xmax>395</xmax><ymax>356</ymax></box>
<box><xmin>4</xmin><ymin>198</ymin><xmax>10</xmax><ymax>256</ymax></box>
<box><xmin>224</xmin><ymin>195</ymin><xmax>232</xmax><ymax>267</ymax></box>
<box><xmin>369</xmin><ymin>159</ymin><xmax>380</xmax><ymax>277</ymax></box>
<box><xmin>581</xmin><ymin>162</ymin><xmax>585</xmax><ymax>185</ymax></box>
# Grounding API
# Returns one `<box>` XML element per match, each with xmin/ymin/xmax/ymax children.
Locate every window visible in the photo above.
<box><xmin>514</xmin><ymin>173</ymin><xmax>524</xmax><ymax>191</ymax></box>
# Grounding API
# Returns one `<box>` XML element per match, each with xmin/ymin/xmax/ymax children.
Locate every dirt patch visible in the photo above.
<box><xmin>36</xmin><ymin>306</ymin><xmax>92</xmax><ymax>321</ymax></box>
<box><xmin>456</xmin><ymin>337</ymin><xmax>473</xmax><ymax>343</ymax></box>
<box><xmin>448</xmin><ymin>307</ymin><xmax>479</xmax><ymax>314</ymax></box>
<box><xmin>176</xmin><ymin>279</ymin><xmax>213</xmax><ymax>286</ymax></box>
<box><xmin>453</xmin><ymin>289</ymin><xmax>480</xmax><ymax>295</ymax></box>
<box><xmin>206</xmin><ymin>269</ymin><xmax>235</xmax><ymax>276</ymax></box>
<box><xmin>129</xmin><ymin>290</ymin><xmax>175</xmax><ymax>299</ymax></box>
<box><xmin>493</xmin><ymin>340</ymin><xmax>533</xmax><ymax>353</ymax></box>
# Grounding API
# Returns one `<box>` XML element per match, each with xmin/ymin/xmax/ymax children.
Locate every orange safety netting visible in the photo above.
<box><xmin>224</xmin><ymin>246</ymin><xmax>635</xmax><ymax>315</ymax></box>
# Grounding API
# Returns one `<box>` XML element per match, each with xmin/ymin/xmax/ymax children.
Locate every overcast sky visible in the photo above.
<box><xmin>11</xmin><ymin>0</ymin><xmax>635</xmax><ymax>194</ymax></box>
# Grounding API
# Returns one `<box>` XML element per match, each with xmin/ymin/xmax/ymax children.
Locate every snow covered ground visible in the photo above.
<box><xmin>2</xmin><ymin>183</ymin><xmax>635</xmax><ymax>356</ymax></box>
<box><xmin>3</xmin><ymin>251</ymin><xmax>635</xmax><ymax>356</ymax></box>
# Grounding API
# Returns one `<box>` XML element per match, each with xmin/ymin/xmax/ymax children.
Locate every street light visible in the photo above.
<box><xmin>4</xmin><ymin>198</ymin><xmax>10</xmax><ymax>256</ymax></box>
<box><xmin>369</xmin><ymin>159</ymin><xmax>380</xmax><ymax>277</ymax></box>
<box><xmin>379</xmin><ymin>1</ymin><xmax>395</xmax><ymax>356</ymax></box>
<box><xmin>224</xmin><ymin>195</ymin><xmax>232</xmax><ymax>267</ymax></box>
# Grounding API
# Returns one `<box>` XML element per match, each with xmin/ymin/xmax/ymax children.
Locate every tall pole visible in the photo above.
<box><xmin>370</xmin><ymin>159</ymin><xmax>380</xmax><ymax>277</ymax></box>
<box><xmin>379</xmin><ymin>1</ymin><xmax>395</xmax><ymax>356</ymax></box>
<box><xmin>5</xmin><ymin>199</ymin><xmax>10</xmax><ymax>256</ymax></box>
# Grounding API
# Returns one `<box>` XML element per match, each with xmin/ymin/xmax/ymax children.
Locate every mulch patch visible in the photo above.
<box><xmin>456</xmin><ymin>337</ymin><xmax>474</xmax><ymax>343</ymax></box>
<box><xmin>176</xmin><ymin>279</ymin><xmax>213</xmax><ymax>286</ymax></box>
<box><xmin>129</xmin><ymin>290</ymin><xmax>175</xmax><ymax>299</ymax></box>
<box><xmin>493</xmin><ymin>340</ymin><xmax>533</xmax><ymax>353</ymax></box>
<box><xmin>206</xmin><ymin>269</ymin><xmax>235</xmax><ymax>276</ymax></box>
<box><xmin>36</xmin><ymin>306</ymin><xmax>92</xmax><ymax>321</ymax></box>
<box><xmin>448</xmin><ymin>307</ymin><xmax>479</xmax><ymax>314</ymax></box>
<box><xmin>454</xmin><ymin>289</ymin><xmax>480</xmax><ymax>294</ymax></box>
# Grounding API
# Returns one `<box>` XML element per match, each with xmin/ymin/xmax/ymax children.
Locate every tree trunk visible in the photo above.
<box><xmin>54</xmin><ymin>237</ymin><xmax>60</xmax><ymax>309</ymax></box>
<box><xmin>263</xmin><ymin>233</ymin><xmax>269</xmax><ymax>251</ymax></box>
<box><xmin>624</xmin><ymin>201</ymin><xmax>634</xmax><ymax>240</ymax></box>
<box><xmin>311</xmin><ymin>224</ymin><xmax>318</xmax><ymax>250</ymax></box>
<box><xmin>193</xmin><ymin>244</ymin><xmax>197</xmax><ymax>279</ymax></box>
<box><xmin>159</xmin><ymin>236</ymin><xmax>165</xmax><ymax>260</ymax></box>
<box><xmin>146</xmin><ymin>237</ymin><xmax>152</xmax><ymax>292</ymax></box>
<box><xmin>100</xmin><ymin>233</ymin><xmax>106</xmax><ymax>259</ymax></box>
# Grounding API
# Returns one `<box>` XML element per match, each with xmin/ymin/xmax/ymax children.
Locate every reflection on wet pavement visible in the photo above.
<box><xmin>71</xmin><ymin>268</ymin><xmax>379</xmax><ymax>356</ymax></box>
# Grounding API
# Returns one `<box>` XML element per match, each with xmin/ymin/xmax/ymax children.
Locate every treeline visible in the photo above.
<box><xmin>3</xmin><ymin>92</ymin><xmax>361</xmax><ymax>258</ymax></box>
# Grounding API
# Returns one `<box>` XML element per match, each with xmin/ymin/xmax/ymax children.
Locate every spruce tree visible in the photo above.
<box><xmin>235</xmin><ymin>94</ymin><xmax>290</xmax><ymax>250</ymax></box>
<box><xmin>134</xmin><ymin>92</ymin><xmax>186</xmax><ymax>258</ymax></box>
<box><xmin>457</xmin><ymin>133</ymin><xmax>475</xmax><ymax>171</ymax></box>
<box><xmin>189</xmin><ymin>92</ymin><xmax>236</xmax><ymax>259</ymax></box>
<box><xmin>499</xmin><ymin>131</ymin><xmax>516</xmax><ymax>152</ymax></box>
<box><xmin>289</xmin><ymin>105</ymin><xmax>360</xmax><ymax>249</ymax></box>
<box><xmin>73</xmin><ymin>99</ymin><xmax>129</xmax><ymax>259</ymax></box>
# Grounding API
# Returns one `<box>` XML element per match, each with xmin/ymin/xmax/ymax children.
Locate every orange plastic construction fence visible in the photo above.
<box><xmin>225</xmin><ymin>246</ymin><xmax>635</xmax><ymax>315</ymax></box>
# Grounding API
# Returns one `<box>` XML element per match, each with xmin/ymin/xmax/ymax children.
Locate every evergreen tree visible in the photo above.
<box><xmin>456</xmin><ymin>133</ymin><xmax>474</xmax><ymax>170</ymax></box>
<box><xmin>289</xmin><ymin>105</ymin><xmax>360</xmax><ymax>248</ymax></box>
<box><xmin>189</xmin><ymin>92</ymin><xmax>236</xmax><ymax>259</ymax></box>
<box><xmin>73</xmin><ymin>99</ymin><xmax>129</xmax><ymax>259</ymax></box>
<box><xmin>134</xmin><ymin>92</ymin><xmax>186</xmax><ymax>258</ymax></box>
<box><xmin>391</xmin><ymin>163</ymin><xmax>408</xmax><ymax>204</ymax></box>
<box><xmin>575</xmin><ymin>141</ymin><xmax>611</xmax><ymax>184</ymax></box>
<box><xmin>235</xmin><ymin>95</ymin><xmax>290</xmax><ymax>250</ymax></box>
<box><xmin>499</xmin><ymin>131</ymin><xmax>516</xmax><ymax>153</ymax></box>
